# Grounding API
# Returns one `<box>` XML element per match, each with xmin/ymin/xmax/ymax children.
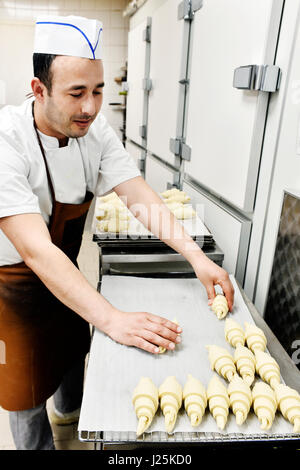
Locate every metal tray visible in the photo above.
<box><xmin>78</xmin><ymin>277</ymin><xmax>300</xmax><ymax>448</ymax></box>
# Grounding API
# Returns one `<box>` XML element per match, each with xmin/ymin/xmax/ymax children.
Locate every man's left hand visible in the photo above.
<box><xmin>192</xmin><ymin>253</ymin><xmax>235</xmax><ymax>312</ymax></box>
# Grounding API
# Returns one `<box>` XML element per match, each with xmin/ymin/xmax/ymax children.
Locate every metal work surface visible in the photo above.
<box><xmin>78</xmin><ymin>276</ymin><xmax>300</xmax><ymax>446</ymax></box>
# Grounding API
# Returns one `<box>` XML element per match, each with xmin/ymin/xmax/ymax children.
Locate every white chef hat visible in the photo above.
<box><xmin>34</xmin><ymin>15</ymin><xmax>103</xmax><ymax>60</ymax></box>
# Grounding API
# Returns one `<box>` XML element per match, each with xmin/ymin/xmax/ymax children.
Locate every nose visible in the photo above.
<box><xmin>80</xmin><ymin>95</ymin><xmax>96</xmax><ymax>117</ymax></box>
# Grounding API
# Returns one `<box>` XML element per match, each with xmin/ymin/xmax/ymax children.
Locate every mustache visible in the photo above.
<box><xmin>72</xmin><ymin>114</ymin><xmax>95</xmax><ymax>121</ymax></box>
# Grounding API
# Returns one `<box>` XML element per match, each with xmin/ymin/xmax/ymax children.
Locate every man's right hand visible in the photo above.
<box><xmin>103</xmin><ymin>310</ymin><xmax>182</xmax><ymax>354</ymax></box>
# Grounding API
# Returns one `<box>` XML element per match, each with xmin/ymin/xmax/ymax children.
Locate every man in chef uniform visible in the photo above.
<box><xmin>0</xmin><ymin>16</ymin><xmax>234</xmax><ymax>450</ymax></box>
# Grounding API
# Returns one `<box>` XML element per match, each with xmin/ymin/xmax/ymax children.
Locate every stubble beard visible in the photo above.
<box><xmin>44</xmin><ymin>97</ymin><xmax>92</xmax><ymax>139</ymax></box>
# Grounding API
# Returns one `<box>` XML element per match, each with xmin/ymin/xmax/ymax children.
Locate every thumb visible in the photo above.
<box><xmin>206</xmin><ymin>284</ymin><xmax>216</xmax><ymax>306</ymax></box>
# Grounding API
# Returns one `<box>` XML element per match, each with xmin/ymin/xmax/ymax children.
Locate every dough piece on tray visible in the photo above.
<box><xmin>98</xmin><ymin>201</ymin><xmax>114</xmax><ymax>210</ymax></box>
<box><xmin>274</xmin><ymin>383</ymin><xmax>300</xmax><ymax>433</ymax></box>
<box><xmin>160</xmin><ymin>188</ymin><xmax>183</xmax><ymax>198</ymax></box>
<box><xmin>211</xmin><ymin>294</ymin><xmax>229</xmax><ymax>320</ymax></box>
<box><xmin>252</xmin><ymin>381</ymin><xmax>277</xmax><ymax>430</ymax></box>
<box><xmin>96</xmin><ymin>220</ymin><xmax>109</xmax><ymax>233</ymax></box>
<box><xmin>207</xmin><ymin>375</ymin><xmax>230</xmax><ymax>430</ymax></box>
<box><xmin>234</xmin><ymin>345</ymin><xmax>256</xmax><ymax>386</ymax></box>
<box><xmin>255</xmin><ymin>350</ymin><xmax>280</xmax><ymax>389</ymax></box>
<box><xmin>206</xmin><ymin>345</ymin><xmax>237</xmax><ymax>382</ymax></box>
<box><xmin>164</xmin><ymin>201</ymin><xmax>183</xmax><ymax>212</ymax></box>
<box><xmin>99</xmin><ymin>191</ymin><xmax>120</xmax><ymax>203</ymax></box>
<box><xmin>132</xmin><ymin>377</ymin><xmax>159</xmax><ymax>437</ymax></box>
<box><xmin>158</xmin><ymin>318</ymin><xmax>179</xmax><ymax>354</ymax></box>
<box><xmin>183</xmin><ymin>374</ymin><xmax>207</xmax><ymax>427</ymax></box>
<box><xmin>97</xmin><ymin>206</ymin><xmax>129</xmax><ymax>221</ymax></box>
<box><xmin>224</xmin><ymin>318</ymin><xmax>245</xmax><ymax>347</ymax></box>
<box><xmin>97</xmin><ymin>218</ymin><xmax>129</xmax><ymax>233</ymax></box>
<box><xmin>228</xmin><ymin>376</ymin><xmax>252</xmax><ymax>425</ymax></box>
<box><xmin>172</xmin><ymin>206</ymin><xmax>196</xmax><ymax>220</ymax></box>
<box><xmin>99</xmin><ymin>192</ymin><xmax>127</xmax><ymax>210</ymax></box>
<box><xmin>244</xmin><ymin>322</ymin><xmax>267</xmax><ymax>352</ymax></box>
<box><xmin>163</xmin><ymin>193</ymin><xmax>191</xmax><ymax>204</ymax></box>
<box><xmin>159</xmin><ymin>376</ymin><xmax>183</xmax><ymax>434</ymax></box>
<box><xmin>107</xmin><ymin>218</ymin><xmax>129</xmax><ymax>233</ymax></box>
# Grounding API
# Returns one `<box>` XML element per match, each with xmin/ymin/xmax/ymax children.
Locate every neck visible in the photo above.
<box><xmin>33</xmin><ymin>100</ymin><xmax>69</xmax><ymax>148</ymax></box>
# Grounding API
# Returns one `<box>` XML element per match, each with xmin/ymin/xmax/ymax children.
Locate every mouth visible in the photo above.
<box><xmin>73</xmin><ymin>119</ymin><xmax>92</xmax><ymax>129</ymax></box>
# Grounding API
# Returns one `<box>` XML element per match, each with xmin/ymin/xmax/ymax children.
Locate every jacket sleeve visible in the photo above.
<box><xmin>0</xmin><ymin>135</ymin><xmax>41</xmax><ymax>219</ymax></box>
<box><xmin>95</xmin><ymin>115</ymin><xmax>141</xmax><ymax>196</ymax></box>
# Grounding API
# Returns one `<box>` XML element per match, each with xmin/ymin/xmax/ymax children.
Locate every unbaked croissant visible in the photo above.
<box><xmin>159</xmin><ymin>376</ymin><xmax>183</xmax><ymax>433</ymax></box>
<box><xmin>99</xmin><ymin>192</ymin><xmax>120</xmax><ymax>203</ymax></box>
<box><xmin>211</xmin><ymin>295</ymin><xmax>229</xmax><ymax>320</ymax></box>
<box><xmin>163</xmin><ymin>193</ymin><xmax>191</xmax><ymax>204</ymax></box>
<box><xmin>244</xmin><ymin>322</ymin><xmax>267</xmax><ymax>352</ymax></box>
<box><xmin>207</xmin><ymin>375</ymin><xmax>230</xmax><ymax>430</ymax></box>
<box><xmin>96</xmin><ymin>219</ymin><xmax>109</xmax><ymax>232</ymax></box>
<box><xmin>132</xmin><ymin>377</ymin><xmax>159</xmax><ymax>437</ymax></box>
<box><xmin>206</xmin><ymin>345</ymin><xmax>237</xmax><ymax>382</ymax></box>
<box><xmin>183</xmin><ymin>374</ymin><xmax>207</xmax><ymax>427</ymax></box>
<box><xmin>160</xmin><ymin>188</ymin><xmax>182</xmax><ymax>198</ymax></box>
<box><xmin>234</xmin><ymin>345</ymin><xmax>256</xmax><ymax>386</ymax></box>
<box><xmin>228</xmin><ymin>376</ymin><xmax>252</xmax><ymax>425</ymax></box>
<box><xmin>274</xmin><ymin>383</ymin><xmax>300</xmax><ymax>433</ymax></box>
<box><xmin>165</xmin><ymin>201</ymin><xmax>183</xmax><ymax>212</ymax></box>
<box><xmin>225</xmin><ymin>318</ymin><xmax>245</xmax><ymax>347</ymax></box>
<box><xmin>172</xmin><ymin>206</ymin><xmax>196</xmax><ymax>220</ymax></box>
<box><xmin>107</xmin><ymin>218</ymin><xmax>129</xmax><ymax>233</ymax></box>
<box><xmin>255</xmin><ymin>350</ymin><xmax>280</xmax><ymax>389</ymax></box>
<box><xmin>252</xmin><ymin>381</ymin><xmax>277</xmax><ymax>430</ymax></box>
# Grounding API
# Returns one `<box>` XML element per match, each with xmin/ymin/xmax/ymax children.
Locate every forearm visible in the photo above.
<box><xmin>0</xmin><ymin>212</ymin><xmax>185</xmax><ymax>353</ymax></box>
<box><xmin>24</xmin><ymin>240</ymin><xmax>115</xmax><ymax>331</ymax></box>
<box><xmin>115</xmin><ymin>177</ymin><xmax>206</xmax><ymax>267</ymax></box>
<box><xmin>115</xmin><ymin>177</ymin><xmax>234</xmax><ymax>310</ymax></box>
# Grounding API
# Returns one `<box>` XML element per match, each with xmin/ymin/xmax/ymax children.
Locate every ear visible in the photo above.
<box><xmin>31</xmin><ymin>77</ymin><xmax>47</xmax><ymax>103</ymax></box>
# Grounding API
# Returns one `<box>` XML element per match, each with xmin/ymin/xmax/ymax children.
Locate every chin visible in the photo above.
<box><xmin>68</xmin><ymin>127</ymin><xmax>90</xmax><ymax>139</ymax></box>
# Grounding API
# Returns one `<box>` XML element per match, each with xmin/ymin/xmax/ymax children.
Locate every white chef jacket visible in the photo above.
<box><xmin>0</xmin><ymin>98</ymin><xmax>141</xmax><ymax>265</ymax></box>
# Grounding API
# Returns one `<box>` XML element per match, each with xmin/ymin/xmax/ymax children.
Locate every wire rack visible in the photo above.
<box><xmin>78</xmin><ymin>429</ymin><xmax>300</xmax><ymax>445</ymax></box>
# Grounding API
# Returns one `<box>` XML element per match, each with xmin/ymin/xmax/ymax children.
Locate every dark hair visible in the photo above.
<box><xmin>33</xmin><ymin>53</ymin><xmax>57</xmax><ymax>94</ymax></box>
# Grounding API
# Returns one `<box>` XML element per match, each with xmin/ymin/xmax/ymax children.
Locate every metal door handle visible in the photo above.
<box><xmin>233</xmin><ymin>65</ymin><xmax>281</xmax><ymax>92</ymax></box>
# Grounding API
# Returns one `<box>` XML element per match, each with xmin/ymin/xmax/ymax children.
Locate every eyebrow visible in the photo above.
<box><xmin>68</xmin><ymin>82</ymin><xmax>105</xmax><ymax>91</ymax></box>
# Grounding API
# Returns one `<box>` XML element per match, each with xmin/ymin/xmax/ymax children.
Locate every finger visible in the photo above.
<box><xmin>206</xmin><ymin>283</ymin><xmax>216</xmax><ymax>305</ymax></box>
<box><xmin>146</xmin><ymin>314</ymin><xmax>182</xmax><ymax>334</ymax></box>
<box><xmin>217</xmin><ymin>279</ymin><xmax>235</xmax><ymax>312</ymax></box>
<box><xmin>142</xmin><ymin>329</ymin><xmax>179</xmax><ymax>351</ymax></box>
<box><xmin>145</xmin><ymin>321</ymin><xmax>181</xmax><ymax>344</ymax></box>
<box><xmin>132</xmin><ymin>336</ymin><xmax>161</xmax><ymax>354</ymax></box>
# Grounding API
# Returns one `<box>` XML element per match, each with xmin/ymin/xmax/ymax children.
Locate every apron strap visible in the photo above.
<box><xmin>32</xmin><ymin>101</ymin><xmax>56</xmax><ymax>204</ymax></box>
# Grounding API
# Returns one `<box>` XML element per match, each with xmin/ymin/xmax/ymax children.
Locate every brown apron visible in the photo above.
<box><xmin>0</xmin><ymin>108</ymin><xmax>93</xmax><ymax>411</ymax></box>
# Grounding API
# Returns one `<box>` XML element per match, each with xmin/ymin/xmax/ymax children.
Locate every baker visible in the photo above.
<box><xmin>0</xmin><ymin>15</ymin><xmax>234</xmax><ymax>450</ymax></box>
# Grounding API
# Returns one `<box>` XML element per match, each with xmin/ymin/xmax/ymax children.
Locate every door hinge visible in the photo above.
<box><xmin>139</xmin><ymin>125</ymin><xmax>147</xmax><ymax>138</ymax></box>
<box><xmin>178</xmin><ymin>0</ymin><xmax>203</xmax><ymax>20</ymax></box>
<box><xmin>170</xmin><ymin>138</ymin><xmax>191</xmax><ymax>161</ymax></box>
<box><xmin>178</xmin><ymin>0</ymin><xmax>194</xmax><ymax>20</ymax></box>
<box><xmin>138</xmin><ymin>159</ymin><xmax>145</xmax><ymax>172</ymax></box>
<box><xmin>179</xmin><ymin>78</ymin><xmax>190</xmax><ymax>85</ymax></box>
<box><xmin>142</xmin><ymin>78</ymin><xmax>152</xmax><ymax>91</ymax></box>
<box><xmin>143</xmin><ymin>24</ymin><xmax>151</xmax><ymax>43</ymax></box>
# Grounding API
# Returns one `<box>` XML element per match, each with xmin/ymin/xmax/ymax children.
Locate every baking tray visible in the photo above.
<box><xmin>78</xmin><ymin>276</ymin><xmax>300</xmax><ymax>445</ymax></box>
<box><xmin>92</xmin><ymin>206</ymin><xmax>214</xmax><ymax>247</ymax></box>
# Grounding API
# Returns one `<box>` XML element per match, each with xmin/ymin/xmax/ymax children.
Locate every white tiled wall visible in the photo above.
<box><xmin>0</xmin><ymin>0</ymin><xmax>129</xmax><ymax>139</ymax></box>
